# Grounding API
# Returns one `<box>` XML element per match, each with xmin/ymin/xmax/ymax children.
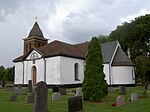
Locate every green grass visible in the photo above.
<box><xmin>0</xmin><ymin>86</ymin><xmax>150</xmax><ymax>112</ymax></box>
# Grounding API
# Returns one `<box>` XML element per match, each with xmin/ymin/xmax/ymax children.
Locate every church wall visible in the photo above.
<box><xmin>45</xmin><ymin>56</ymin><xmax>61</xmax><ymax>85</ymax></box>
<box><xmin>111</xmin><ymin>66</ymin><xmax>135</xmax><ymax>85</ymax></box>
<box><xmin>14</xmin><ymin>62</ymin><xmax>23</xmax><ymax>84</ymax></box>
<box><xmin>23</xmin><ymin>59</ymin><xmax>45</xmax><ymax>84</ymax></box>
<box><xmin>60</xmin><ymin>56</ymin><xmax>84</xmax><ymax>84</ymax></box>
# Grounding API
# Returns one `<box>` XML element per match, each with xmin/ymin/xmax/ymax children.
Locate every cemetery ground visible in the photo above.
<box><xmin>0</xmin><ymin>86</ymin><xmax>150</xmax><ymax>112</ymax></box>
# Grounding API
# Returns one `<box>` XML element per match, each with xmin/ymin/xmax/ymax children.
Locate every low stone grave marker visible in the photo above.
<box><xmin>52</xmin><ymin>92</ymin><xmax>61</xmax><ymax>101</ymax></box>
<box><xmin>14</xmin><ymin>85</ymin><xmax>23</xmax><ymax>96</ymax></box>
<box><xmin>119</xmin><ymin>86</ymin><xmax>126</xmax><ymax>95</ymax></box>
<box><xmin>52</xmin><ymin>87</ymin><xmax>59</xmax><ymax>92</ymax></box>
<box><xmin>34</xmin><ymin>81</ymin><xmax>48</xmax><ymax>112</ymax></box>
<box><xmin>25</xmin><ymin>94</ymin><xmax>34</xmax><ymax>103</ymax></box>
<box><xmin>142</xmin><ymin>91</ymin><xmax>148</xmax><ymax>98</ymax></box>
<box><xmin>59</xmin><ymin>87</ymin><xmax>66</xmax><ymax>95</ymax></box>
<box><xmin>68</xmin><ymin>96</ymin><xmax>83</xmax><ymax>112</ymax></box>
<box><xmin>75</xmin><ymin>87</ymin><xmax>83</xmax><ymax>96</ymax></box>
<box><xmin>116</xmin><ymin>95</ymin><xmax>125</xmax><ymax>107</ymax></box>
<box><xmin>9</xmin><ymin>95</ymin><xmax>17</xmax><ymax>101</ymax></box>
<box><xmin>108</xmin><ymin>87</ymin><xmax>115</xmax><ymax>93</ymax></box>
<box><xmin>131</xmin><ymin>93</ymin><xmax>138</xmax><ymax>102</ymax></box>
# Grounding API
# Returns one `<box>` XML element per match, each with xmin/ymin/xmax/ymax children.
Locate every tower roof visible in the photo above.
<box><xmin>28</xmin><ymin>22</ymin><xmax>44</xmax><ymax>38</ymax></box>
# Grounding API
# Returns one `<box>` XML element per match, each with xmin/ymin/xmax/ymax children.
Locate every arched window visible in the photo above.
<box><xmin>74</xmin><ymin>63</ymin><xmax>79</xmax><ymax>81</ymax></box>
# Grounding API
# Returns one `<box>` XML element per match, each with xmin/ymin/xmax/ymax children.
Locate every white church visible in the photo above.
<box><xmin>13</xmin><ymin>22</ymin><xmax>135</xmax><ymax>87</ymax></box>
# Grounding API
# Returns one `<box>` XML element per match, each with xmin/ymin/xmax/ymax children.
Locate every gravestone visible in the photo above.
<box><xmin>26</xmin><ymin>80</ymin><xmax>34</xmax><ymax>103</ymax></box>
<box><xmin>116</xmin><ymin>95</ymin><xmax>125</xmax><ymax>107</ymax></box>
<box><xmin>52</xmin><ymin>87</ymin><xmax>59</xmax><ymax>92</ymax></box>
<box><xmin>14</xmin><ymin>85</ymin><xmax>23</xmax><ymax>96</ymax></box>
<box><xmin>34</xmin><ymin>81</ymin><xmax>48</xmax><ymax>112</ymax></box>
<box><xmin>68</xmin><ymin>96</ymin><xmax>83</xmax><ymax>112</ymax></box>
<box><xmin>108</xmin><ymin>87</ymin><xmax>115</xmax><ymax>93</ymax></box>
<box><xmin>18</xmin><ymin>84</ymin><xmax>22</xmax><ymax>89</ymax></box>
<box><xmin>9</xmin><ymin>95</ymin><xmax>17</xmax><ymax>101</ymax></box>
<box><xmin>52</xmin><ymin>92</ymin><xmax>61</xmax><ymax>101</ymax></box>
<box><xmin>28</xmin><ymin>80</ymin><xmax>33</xmax><ymax>93</ymax></box>
<box><xmin>148</xmin><ymin>84</ymin><xmax>150</xmax><ymax>90</ymax></box>
<box><xmin>26</xmin><ymin>94</ymin><xmax>34</xmax><ymax>103</ymax></box>
<box><xmin>142</xmin><ymin>91</ymin><xmax>148</xmax><ymax>98</ymax></box>
<box><xmin>131</xmin><ymin>93</ymin><xmax>138</xmax><ymax>102</ymax></box>
<box><xmin>119</xmin><ymin>86</ymin><xmax>126</xmax><ymax>95</ymax></box>
<box><xmin>2</xmin><ymin>80</ymin><xmax>5</xmax><ymax>87</ymax></box>
<box><xmin>75</xmin><ymin>87</ymin><xmax>83</xmax><ymax>96</ymax></box>
<box><xmin>59</xmin><ymin>87</ymin><xmax>66</xmax><ymax>95</ymax></box>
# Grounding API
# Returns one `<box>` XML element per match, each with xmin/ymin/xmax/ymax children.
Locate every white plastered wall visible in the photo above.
<box><xmin>45</xmin><ymin>56</ymin><xmax>61</xmax><ymax>85</ymax></box>
<box><xmin>14</xmin><ymin>62</ymin><xmax>23</xmax><ymax>84</ymax></box>
<box><xmin>111</xmin><ymin>66</ymin><xmax>135</xmax><ymax>85</ymax></box>
<box><xmin>60</xmin><ymin>56</ymin><xmax>84</xmax><ymax>85</ymax></box>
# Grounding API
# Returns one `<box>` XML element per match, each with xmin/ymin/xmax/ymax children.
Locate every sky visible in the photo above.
<box><xmin>0</xmin><ymin>0</ymin><xmax>150</xmax><ymax>67</ymax></box>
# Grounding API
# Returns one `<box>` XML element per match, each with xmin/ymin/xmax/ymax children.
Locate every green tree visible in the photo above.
<box><xmin>0</xmin><ymin>66</ymin><xmax>5</xmax><ymax>80</ymax></box>
<box><xmin>82</xmin><ymin>37</ymin><xmax>108</xmax><ymax>101</ymax></box>
<box><xmin>136</xmin><ymin>54</ymin><xmax>150</xmax><ymax>90</ymax></box>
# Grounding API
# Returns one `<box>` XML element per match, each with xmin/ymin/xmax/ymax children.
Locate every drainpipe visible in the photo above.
<box><xmin>22</xmin><ymin>61</ymin><xmax>24</xmax><ymax>84</ymax></box>
<box><xmin>43</xmin><ymin>58</ymin><xmax>46</xmax><ymax>82</ymax></box>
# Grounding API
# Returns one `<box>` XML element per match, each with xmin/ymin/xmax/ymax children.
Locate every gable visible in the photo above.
<box><xmin>112</xmin><ymin>47</ymin><xmax>135</xmax><ymax>66</ymax></box>
<box><xmin>26</xmin><ymin>50</ymin><xmax>42</xmax><ymax>60</ymax></box>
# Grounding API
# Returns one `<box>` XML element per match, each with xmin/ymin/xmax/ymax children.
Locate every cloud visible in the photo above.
<box><xmin>121</xmin><ymin>8</ymin><xmax>150</xmax><ymax>23</ymax></box>
<box><xmin>0</xmin><ymin>0</ymin><xmax>150</xmax><ymax>67</ymax></box>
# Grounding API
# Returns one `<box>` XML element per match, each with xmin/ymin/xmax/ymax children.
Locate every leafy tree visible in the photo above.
<box><xmin>136</xmin><ymin>54</ymin><xmax>150</xmax><ymax>90</ymax></box>
<box><xmin>0</xmin><ymin>66</ymin><xmax>14</xmax><ymax>82</ymax></box>
<box><xmin>108</xmin><ymin>14</ymin><xmax>150</xmax><ymax>85</ymax></box>
<box><xmin>0</xmin><ymin>66</ymin><xmax>5</xmax><ymax>80</ymax></box>
<box><xmin>82</xmin><ymin>37</ymin><xmax>108</xmax><ymax>101</ymax></box>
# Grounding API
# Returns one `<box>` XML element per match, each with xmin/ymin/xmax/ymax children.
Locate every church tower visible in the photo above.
<box><xmin>23</xmin><ymin>22</ymin><xmax>48</xmax><ymax>54</ymax></box>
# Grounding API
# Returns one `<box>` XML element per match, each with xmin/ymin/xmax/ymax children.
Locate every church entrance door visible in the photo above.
<box><xmin>32</xmin><ymin>66</ymin><xmax>37</xmax><ymax>86</ymax></box>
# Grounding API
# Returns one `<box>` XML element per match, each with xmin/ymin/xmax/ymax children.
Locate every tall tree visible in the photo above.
<box><xmin>82</xmin><ymin>37</ymin><xmax>108</xmax><ymax>101</ymax></box>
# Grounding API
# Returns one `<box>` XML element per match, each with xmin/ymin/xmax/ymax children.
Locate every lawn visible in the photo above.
<box><xmin>0</xmin><ymin>86</ymin><xmax>150</xmax><ymax>112</ymax></box>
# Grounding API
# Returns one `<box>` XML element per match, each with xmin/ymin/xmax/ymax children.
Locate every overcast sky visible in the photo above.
<box><xmin>0</xmin><ymin>0</ymin><xmax>150</xmax><ymax>67</ymax></box>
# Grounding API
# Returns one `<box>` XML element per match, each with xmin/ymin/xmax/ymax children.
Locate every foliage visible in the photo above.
<box><xmin>0</xmin><ymin>66</ymin><xmax>14</xmax><ymax>82</ymax></box>
<box><xmin>136</xmin><ymin>55</ymin><xmax>150</xmax><ymax>89</ymax></box>
<box><xmin>107</xmin><ymin>14</ymin><xmax>150</xmax><ymax>86</ymax></box>
<box><xmin>109</xmin><ymin>14</ymin><xmax>150</xmax><ymax>60</ymax></box>
<box><xmin>82</xmin><ymin>37</ymin><xmax>108</xmax><ymax>101</ymax></box>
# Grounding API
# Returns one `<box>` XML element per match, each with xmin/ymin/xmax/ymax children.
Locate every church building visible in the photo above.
<box><xmin>13</xmin><ymin>22</ymin><xmax>135</xmax><ymax>87</ymax></box>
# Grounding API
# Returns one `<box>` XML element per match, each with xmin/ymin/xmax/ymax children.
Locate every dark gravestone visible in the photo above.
<box><xmin>18</xmin><ymin>84</ymin><xmax>22</xmax><ymax>89</ymax></box>
<box><xmin>34</xmin><ymin>81</ymin><xmax>48</xmax><ymax>112</ymax></box>
<box><xmin>2</xmin><ymin>80</ymin><xmax>5</xmax><ymax>87</ymax></box>
<box><xmin>26</xmin><ymin>94</ymin><xmax>34</xmax><ymax>103</ymax></box>
<box><xmin>28</xmin><ymin>80</ymin><xmax>33</xmax><ymax>93</ymax></box>
<box><xmin>119</xmin><ymin>86</ymin><xmax>126</xmax><ymax>95</ymax></box>
<box><xmin>68</xmin><ymin>96</ymin><xmax>83</xmax><ymax>112</ymax></box>
<box><xmin>59</xmin><ymin>87</ymin><xmax>66</xmax><ymax>95</ymax></box>
<box><xmin>26</xmin><ymin>80</ymin><xmax>34</xmax><ymax>103</ymax></box>
<box><xmin>14</xmin><ymin>85</ymin><xmax>23</xmax><ymax>96</ymax></box>
<box><xmin>9</xmin><ymin>95</ymin><xmax>17</xmax><ymax>101</ymax></box>
<box><xmin>142</xmin><ymin>91</ymin><xmax>148</xmax><ymax>98</ymax></box>
<box><xmin>52</xmin><ymin>87</ymin><xmax>59</xmax><ymax>92</ymax></box>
